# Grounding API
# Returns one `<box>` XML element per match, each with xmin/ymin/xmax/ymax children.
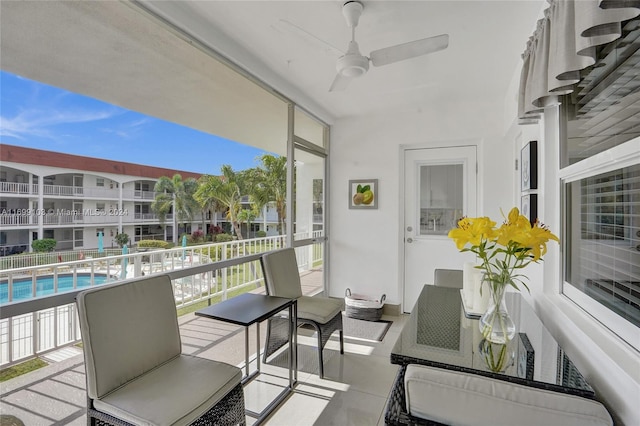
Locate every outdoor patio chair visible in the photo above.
<box><xmin>260</xmin><ymin>247</ymin><xmax>344</xmax><ymax>379</ymax></box>
<box><xmin>76</xmin><ymin>274</ymin><xmax>245</xmax><ymax>426</ymax></box>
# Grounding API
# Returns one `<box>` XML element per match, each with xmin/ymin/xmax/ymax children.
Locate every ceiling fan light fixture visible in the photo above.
<box><xmin>337</xmin><ymin>54</ymin><xmax>369</xmax><ymax>77</ymax></box>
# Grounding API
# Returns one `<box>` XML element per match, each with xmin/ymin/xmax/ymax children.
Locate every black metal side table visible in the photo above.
<box><xmin>196</xmin><ymin>292</ymin><xmax>297</xmax><ymax>424</ymax></box>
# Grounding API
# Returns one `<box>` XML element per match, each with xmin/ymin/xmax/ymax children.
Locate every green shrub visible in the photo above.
<box><xmin>215</xmin><ymin>233</ymin><xmax>233</xmax><ymax>243</ymax></box>
<box><xmin>31</xmin><ymin>239</ymin><xmax>57</xmax><ymax>252</ymax></box>
<box><xmin>137</xmin><ymin>240</ymin><xmax>171</xmax><ymax>249</ymax></box>
<box><xmin>256</xmin><ymin>230</ymin><xmax>267</xmax><ymax>238</ymax></box>
<box><xmin>115</xmin><ymin>233</ymin><xmax>130</xmax><ymax>248</ymax></box>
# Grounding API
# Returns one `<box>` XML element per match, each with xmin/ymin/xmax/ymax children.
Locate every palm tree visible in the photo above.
<box><xmin>237</xmin><ymin>207</ymin><xmax>258</xmax><ymax>238</ymax></box>
<box><xmin>199</xmin><ymin>196</ymin><xmax>225</xmax><ymax>240</ymax></box>
<box><xmin>151</xmin><ymin>174</ymin><xmax>199</xmax><ymax>244</ymax></box>
<box><xmin>246</xmin><ymin>154</ymin><xmax>287</xmax><ymax>235</ymax></box>
<box><xmin>195</xmin><ymin>165</ymin><xmax>248</xmax><ymax>240</ymax></box>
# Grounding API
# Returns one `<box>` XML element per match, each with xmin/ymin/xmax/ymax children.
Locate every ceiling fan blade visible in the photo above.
<box><xmin>370</xmin><ymin>34</ymin><xmax>449</xmax><ymax>67</ymax></box>
<box><xmin>329</xmin><ymin>73</ymin><xmax>353</xmax><ymax>92</ymax></box>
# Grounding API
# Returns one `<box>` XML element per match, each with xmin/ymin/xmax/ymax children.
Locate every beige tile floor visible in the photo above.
<box><xmin>245</xmin><ymin>313</ymin><xmax>407</xmax><ymax>426</ymax></box>
<box><xmin>0</xmin><ymin>271</ymin><xmax>408</xmax><ymax>426</ymax></box>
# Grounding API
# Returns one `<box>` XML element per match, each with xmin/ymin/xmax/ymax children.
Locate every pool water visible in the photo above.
<box><xmin>0</xmin><ymin>273</ymin><xmax>113</xmax><ymax>303</ymax></box>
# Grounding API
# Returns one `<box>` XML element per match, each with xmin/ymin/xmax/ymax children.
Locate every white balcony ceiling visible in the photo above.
<box><xmin>141</xmin><ymin>0</ymin><xmax>544</xmax><ymax>121</ymax></box>
<box><xmin>1</xmin><ymin>1</ymin><xmax>543</xmax><ymax>151</ymax></box>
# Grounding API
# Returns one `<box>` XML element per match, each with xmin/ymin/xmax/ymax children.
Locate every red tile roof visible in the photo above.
<box><xmin>1</xmin><ymin>144</ymin><xmax>203</xmax><ymax>180</ymax></box>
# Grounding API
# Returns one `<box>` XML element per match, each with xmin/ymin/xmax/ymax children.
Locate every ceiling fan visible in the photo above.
<box><xmin>329</xmin><ymin>0</ymin><xmax>449</xmax><ymax>91</ymax></box>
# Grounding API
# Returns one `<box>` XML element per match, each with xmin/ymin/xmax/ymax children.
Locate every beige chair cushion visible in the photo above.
<box><xmin>262</xmin><ymin>248</ymin><xmax>343</xmax><ymax>324</ymax></box>
<box><xmin>297</xmin><ymin>295</ymin><xmax>343</xmax><ymax>324</ymax></box>
<box><xmin>94</xmin><ymin>354</ymin><xmax>241</xmax><ymax>426</ymax></box>
<box><xmin>404</xmin><ymin>364</ymin><xmax>612</xmax><ymax>426</ymax></box>
<box><xmin>261</xmin><ymin>248</ymin><xmax>303</xmax><ymax>299</ymax></box>
<box><xmin>77</xmin><ymin>275</ymin><xmax>181</xmax><ymax>399</ymax></box>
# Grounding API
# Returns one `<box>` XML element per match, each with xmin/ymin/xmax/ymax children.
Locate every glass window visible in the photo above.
<box><xmin>96</xmin><ymin>178</ymin><xmax>105</xmax><ymax>187</ymax></box>
<box><xmin>293</xmin><ymin>148</ymin><xmax>325</xmax><ymax>241</ymax></box>
<box><xmin>560</xmin><ymin>15</ymin><xmax>640</xmax><ymax>347</ymax></box>
<box><xmin>419</xmin><ymin>164</ymin><xmax>463</xmax><ymax>236</ymax></box>
<box><xmin>565</xmin><ymin>165</ymin><xmax>640</xmax><ymax>325</ymax></box>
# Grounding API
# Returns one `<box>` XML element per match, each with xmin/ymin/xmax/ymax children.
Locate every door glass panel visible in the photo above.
<box><xmin>419</xmin><ymin>164</ymin><xmax>463</xmax><ymax>236</ymax></box>
<box><xmin>74</xmin><ymin>229</ymin><xmax>83</xmax><ymax>248</ymax></box>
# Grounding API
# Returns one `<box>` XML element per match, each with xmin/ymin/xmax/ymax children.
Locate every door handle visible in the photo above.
<box><xmin>406</xmin><ymin>238</ymin><xmax>413</xmax><ymax>243</ymax></box>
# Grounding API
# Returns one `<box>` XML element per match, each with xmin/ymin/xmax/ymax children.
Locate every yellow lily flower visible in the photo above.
<box><xmin>448</xmin><ymin>216</ymin><xmax>496</xmax><ymax>250</ymax></box>
<box><xmin>447</xmin><ymin>207</ymin><xmax>559</xmax><ymax>291</ymax></box>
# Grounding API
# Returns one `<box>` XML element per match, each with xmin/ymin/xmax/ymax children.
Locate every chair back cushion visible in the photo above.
<box><xmin>261</xmin><ymin>248</ymin><xmax>303</xmax><ymax>299</ymax></box>
<box><xmin>76</xmin><ymin>274</ymin><xmax>181</xmax><ymax>399</ymax></box>
<box><xmin>404</xmin><ymin>364</ymin><xmax>613</xmax><ymax>426</ymax></box>
<box><xmin>434</xmin><ymin>269</ymin><xmax>463</xmax><ymax>289</ymax></box>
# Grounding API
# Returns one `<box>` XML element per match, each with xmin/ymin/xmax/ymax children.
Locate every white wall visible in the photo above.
<box><xmin>330</xmin><ymin>67</ymin><xmax>639</xmax><ymax>426</ymax></box>
<box><xmin>329</xmin><ymin>99</ymin><xmax>514</xmax><ymax>306</ymax></box>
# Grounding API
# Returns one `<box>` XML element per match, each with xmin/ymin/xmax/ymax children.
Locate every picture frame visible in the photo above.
<box><xmin>520</xmin><ymin>141</ymin><xmax>538</xmax><ymax>191</ymax></box>
<box><xmin>521</xmin><ymin>193</ymin><xmax>538</xmax><ymax>226</ymax></box>
<box><xmin>517</xmin><ymin>333</ymin><xmax>534</xmax><ymax>381</ymax></box>
<box><xmin>349</xmin><ymin>179</ymin><xmax>378</xmax><ymax>209</ymax></box>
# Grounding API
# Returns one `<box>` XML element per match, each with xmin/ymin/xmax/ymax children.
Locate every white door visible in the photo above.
<box><xmin>403</xmin><ymin>146</ymin><xmax>477</xmax><ymax>312</ymax></box>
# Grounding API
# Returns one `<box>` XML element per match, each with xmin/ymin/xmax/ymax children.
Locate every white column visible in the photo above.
<box><xmin>37</xmin><ymin>175</ymin><xmax>44</xmax><ymax>239</ymax></box>
<box><xmin>118</xmin><ymin>182</ymin><xmax>123</xmax><ymax>233</ymax></box>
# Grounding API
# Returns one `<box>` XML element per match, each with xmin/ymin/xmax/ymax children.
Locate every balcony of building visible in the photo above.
<box><xmin>0</xmin><ymin>265</ymin><xmax>402</xmax><ymax>426</ymax></box>
<box><xmin>0</xmin><ymin>240</ymin><xmax>405</xmax><ymax>425</ymax></box>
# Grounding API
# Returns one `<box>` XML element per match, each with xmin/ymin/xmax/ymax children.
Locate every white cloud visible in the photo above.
<box><xmin>99</xmin><ymin>117</ymin><xmax>154</xmax><ymax>139</ymax></box>
<box><xmin>0</xmin><ymin>108</ymin><xmax>120</xmax><ymax>140</ymax></box>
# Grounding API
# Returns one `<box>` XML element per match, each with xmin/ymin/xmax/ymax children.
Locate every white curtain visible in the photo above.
<box><xmin>518</xmin><ymin>0</ymin><xmax>640</xmax><ymax>123</ymax></box>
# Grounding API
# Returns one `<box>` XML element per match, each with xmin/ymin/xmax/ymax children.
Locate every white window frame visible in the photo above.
<box><xmin>559</xmin><ymin>138</ymin><xmax>640</xmax><ymax>349</ymax></box>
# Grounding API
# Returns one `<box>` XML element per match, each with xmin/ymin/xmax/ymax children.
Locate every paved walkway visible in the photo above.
<box><xmin>0</xmin><ymin>270</ymin><xmax>324</xmax><ymax>425</ymax></box>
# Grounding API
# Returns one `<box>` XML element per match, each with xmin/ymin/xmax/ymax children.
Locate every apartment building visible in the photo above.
<box><xmin>0</xmin><ymin>144</ymin><xmax>286</xmax><ymax>254</ymax></box>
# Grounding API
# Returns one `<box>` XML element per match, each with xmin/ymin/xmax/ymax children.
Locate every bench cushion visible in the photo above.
<box><xmin>94</xmin><ymin>354</ymin><xmax>242</xmax><ymax>426</ymax></box>
<box><xmin>404</xmin><ymin>364</ymin><xmax>612</xmax><ymax>426</ymax></box>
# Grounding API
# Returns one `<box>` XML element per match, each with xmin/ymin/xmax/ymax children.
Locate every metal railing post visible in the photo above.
<box><xmin>221</xmin><ymin>241</ymin><xmax>228</xmax><ymax>300</ymax></box>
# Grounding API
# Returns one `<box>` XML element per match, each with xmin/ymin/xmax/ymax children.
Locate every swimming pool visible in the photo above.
<box><xmin>0</xmin><ymin>273</ymin><xmax>114</xmax><ymax>304</ymax></box>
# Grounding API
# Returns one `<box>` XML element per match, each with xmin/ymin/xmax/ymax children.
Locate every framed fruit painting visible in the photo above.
<box><xmin>349</xmin><ymin>179</ymin><xmax>378</xmax><ymax>209</ymax></box>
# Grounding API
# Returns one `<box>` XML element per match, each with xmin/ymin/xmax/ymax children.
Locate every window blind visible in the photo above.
<box><xmin>567</xmin><ymin>165</ymin><xmax>640</xmax><ymax>327</ymax></box>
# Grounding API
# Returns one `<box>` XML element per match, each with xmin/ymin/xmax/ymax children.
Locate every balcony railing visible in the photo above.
<box><xmin>0</xmin><ymin>182</ymin><xmax>34</xmax><ymax>194</ymax></box>
<box><xmin>0</xmin><ymin>235</ymin><xmax>326</xmax><ymax>367</ymax></box>
<box><xmin>127</xmin><ymin>189</ymin><xmax>156</xmax><ymax>200</ymax></box>
<box><xmin>0</xmin><ymin>213</ymin><xmax>35</xmax><ymax>227</ymax></box>
<box><xmin>134</xmin><ymin>213</ymin><xmax>159</xmax><ymax>221</ymax></box>
<box><xmin>42</xmin><ymin>184</ymin><xmax>120</xmax><ymax>199</ymax></box>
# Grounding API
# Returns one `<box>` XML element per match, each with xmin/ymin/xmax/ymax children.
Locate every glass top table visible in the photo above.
<box><xmin>391</xmin><ymin>285</ymin><xmax>595</xmax><ymax>398</ymax></box>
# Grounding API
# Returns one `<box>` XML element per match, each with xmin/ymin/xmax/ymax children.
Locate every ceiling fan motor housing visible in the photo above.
<box><xmin>337</xmin><ymin>54</ymin><xmax>369</xmax><ymax>77</ymax></box>
<box><xmin>337</xmin><ymin>40</ymin><xmax>369</xmax><ymax>77</ymax></box>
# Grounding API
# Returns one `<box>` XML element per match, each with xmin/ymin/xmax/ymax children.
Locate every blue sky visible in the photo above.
<box><xmin>0</xmin><ymin>71</ymin><xmax>268</xmax><ymax>174</ymax></box>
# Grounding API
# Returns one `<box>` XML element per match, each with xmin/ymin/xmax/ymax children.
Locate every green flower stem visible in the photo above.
<box><xmin>482</xmin><ymin>341</ymin><xmax>509</xmax><ymax>372</ymax></box>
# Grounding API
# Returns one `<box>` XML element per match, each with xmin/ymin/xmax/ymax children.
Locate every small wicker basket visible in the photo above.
<box><xmin>344</xmin><ymin>288</ymin><xmax>386</xmax><ymax>321</ymax></box>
